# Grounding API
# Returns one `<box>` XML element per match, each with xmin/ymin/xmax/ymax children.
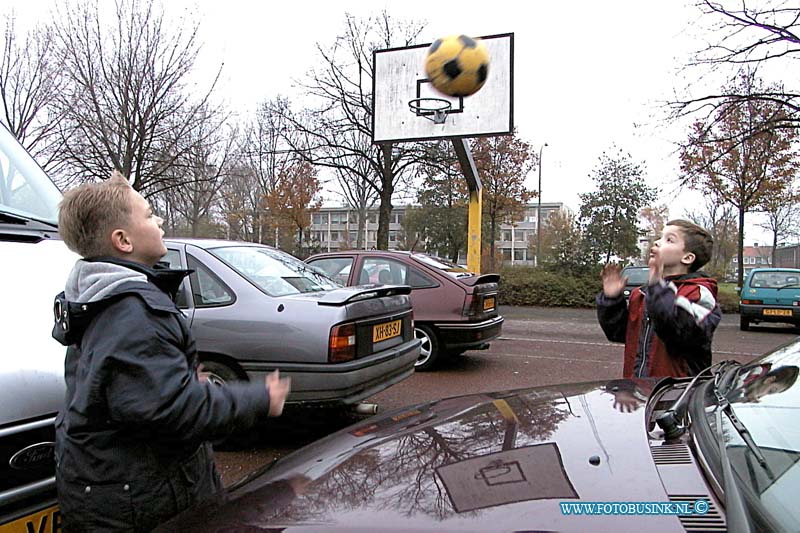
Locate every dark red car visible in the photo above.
<box><xmin>306</xmin><ymin>251</ymin><xmax>503</xmax><ymax>370</ymax></box>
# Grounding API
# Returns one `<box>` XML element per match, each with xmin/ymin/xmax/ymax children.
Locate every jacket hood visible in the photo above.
<box><xmin>53</xmin><ymin>257</ymin><xmax>190</xmax><ymax>346</ymax></box>
<box><xmin>668</xmin><ymin>271</ymin><xmax>718</xmax><ymax>296</ymax></box>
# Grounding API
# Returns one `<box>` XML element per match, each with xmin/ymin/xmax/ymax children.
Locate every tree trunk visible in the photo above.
<box><xmin>356</xmin><ymin>207</ymin><xmax>366</xmax><ymax>249</ymax></box>
<box><xmin>771</xmin><ymin>228</ymin><xmax>778</xmax><ymax>266</ymax></box>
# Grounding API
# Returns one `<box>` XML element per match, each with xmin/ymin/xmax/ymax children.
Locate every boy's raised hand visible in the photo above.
<box><xmin>265</xmin><ymin>370</ymin><xmax>291</xmax><ymax>417</ymax></box>
<box><xmin>648</xmin><ymin>251</ymin><xmax>664</xmax><ymax>285</ymax></box>
<box><xmin>601</xmin><ymin>263</ymin><xmax>626</xmax><ymax>297</ymax></box>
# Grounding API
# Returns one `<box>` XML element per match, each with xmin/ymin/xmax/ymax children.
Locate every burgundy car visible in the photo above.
<box><xmin>160</xmin><ymin>338</ymin><xmax>800</xmax><ymax>532</ymax></box>
<box><xmin>307</xmin><ymin>251</ymin><xmax>504</xmax><ymax>370</ymax></box>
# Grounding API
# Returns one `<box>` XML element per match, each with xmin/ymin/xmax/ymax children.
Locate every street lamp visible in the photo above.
<box><xmin>536</xmin><ymin>142</ymin><xmax>548</xmax><ymax>268</ymax></box>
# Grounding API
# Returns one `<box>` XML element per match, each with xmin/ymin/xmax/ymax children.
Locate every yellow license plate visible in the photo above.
<box><xmin>373</xmin><ymin>319</ymin><xmax>402</xmax><ymax>343</ymax></box>
<box><xmin>0</xmin><ymin>505</ymin><xmax>60</xmax><ymax>533</ymax></box>
<box><xmin>763</xmin><ymin>309</ymin><xmax>792</xmax><ymax>317</ymax></box>
<box><xmin>483</xmin><ymin>297</ymin><xmax>496</xmax><ymax>311</ymax></box>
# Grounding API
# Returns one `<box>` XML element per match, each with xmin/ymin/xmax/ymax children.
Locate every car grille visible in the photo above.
<box><xmin>0</xmin><ymin>417</ymin><xmax>55</xmax><ymax>508</ymax></box>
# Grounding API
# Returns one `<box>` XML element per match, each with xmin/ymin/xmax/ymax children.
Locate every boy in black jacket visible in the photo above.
<box><xmin>52</xmin><ymin>172</ymin><xmax>291</xmax><ymax>531</ymax></box>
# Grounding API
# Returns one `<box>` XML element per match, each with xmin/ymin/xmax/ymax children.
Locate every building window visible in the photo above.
<box><xmin>330</xmin><ymin>213</ymin><xmax>346</xmax><ymax>225</ymax></box>
<box><xmin>348</xmin><ymin>212</ymin><xmax>358</xmax><ymax>224</ymax></box>
<box><xmin>514</xmin><ymin>249</ymin><xmax>525</xmax><ymax>261</ymax></box>
<box><xmin>329</xmin><ymin>231</ymin><xmax>340</xmax><ymax>241</ymax></box>
<box><xmin>501</xmin><ymin>249</ymin><xmax>512</xmax><ymax>261</ymax></box>
<box><xmin>389</xmin><ymin>230</ymin><xmax>397</xmax><ymax>242</ymax></box>
<box><xmin>348</xmin><ymin>231</ymin><xmax>358</xmax><ymax>243</ymax></box>
<box><xmin>313</xmin><ymin>213</ymin><xmax>326</xmax><ymax>225</ymax></box>
<box><xmin>368</xmin><ymin>213</ymin><xmax>377</xmax><ymax>224</ymax></box>
<box><xmin>502</xmin><ymin>230</ymin><xmax>512</xmax><ymax>242</ymax></box>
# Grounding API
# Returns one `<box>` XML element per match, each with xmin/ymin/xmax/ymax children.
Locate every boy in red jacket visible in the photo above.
<box><xmin>597</xmin><ymin>219</ymin><xmax>722</xmax><ymax>378</ymax></box>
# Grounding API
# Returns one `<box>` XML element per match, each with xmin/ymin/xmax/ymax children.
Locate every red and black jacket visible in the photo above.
<box><xmin>597</xmin><ymin>272</ymin><xmax>722</xmax><ymax>378</ymax></box>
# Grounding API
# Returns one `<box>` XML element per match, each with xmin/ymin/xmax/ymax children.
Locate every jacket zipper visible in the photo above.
<box><xmin>638</xmin><ymin>294</ymin><xmax>652</xmax><ymax>378</ymax></box>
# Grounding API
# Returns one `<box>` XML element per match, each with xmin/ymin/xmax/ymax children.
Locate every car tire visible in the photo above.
<box><xmin>200</xmin><ymin>359</ymin><xmax>242</xmax><ymax>385</ymax></box>
<box><xmin>414</xmin><ymin>325</ymin><xmax>440</xmax><ymax>371</ymax></box>
<box><xmin>740</xmin><ymin>317</ymin><xmax>750</xmax><ymax>331</ymax></box>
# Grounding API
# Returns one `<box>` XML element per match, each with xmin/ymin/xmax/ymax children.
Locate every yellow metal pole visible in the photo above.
<box><xmin>467</xmin><ymin>187</ymin><xmax>482</xmax><ymax>274</ymax></box>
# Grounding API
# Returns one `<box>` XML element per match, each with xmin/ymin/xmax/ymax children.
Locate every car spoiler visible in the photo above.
<box><xmin>317</xmin><ymin>284</ymin><xmax>412</xmax><ymax>306</ymax></box>
<box><xmin>459</xmin><ymin>273</ymin><xmax>500</xmax><ymax>286</ymax></box>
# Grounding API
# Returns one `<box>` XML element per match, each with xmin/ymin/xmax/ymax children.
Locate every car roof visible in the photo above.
<box><xmin>165</xmin><ymin>238</ymin><xmax>278</xmax><ymax>251</ymax></box>
<box><xmin>310</xmin><ymin>250</ymin><xmax>415</xmax><ymax>257</ymax></box>
<box><xmin>750</xmin><ymin>268</ymin><xmax>800</xmax><ymax>273</ymax></box>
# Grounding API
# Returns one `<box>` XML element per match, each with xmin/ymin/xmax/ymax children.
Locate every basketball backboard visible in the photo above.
<box><xmin>372</xmin><ymin>33</ymin><xmax>513</xmax><ymax>144</ymax></box>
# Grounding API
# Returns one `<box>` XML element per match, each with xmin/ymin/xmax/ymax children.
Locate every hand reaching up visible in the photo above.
<box><xmin>601</xmin><ymin>263</ymin><xmax>626</xmax><ymax>298</ymax></box>
<box><xmin>266</xmin><ymin>370</ymin><xmax>291</xmax><ymax>417</ymax></box>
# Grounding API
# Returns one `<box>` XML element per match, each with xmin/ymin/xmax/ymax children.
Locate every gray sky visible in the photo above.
<box><xmin>5</xmin><ymin>0</ymin><xmax>784</xmax><ymax>245</ymax></box>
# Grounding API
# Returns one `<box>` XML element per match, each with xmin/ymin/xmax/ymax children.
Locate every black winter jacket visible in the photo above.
<box><xmin>52</xmin><ymin>258</ymin><xmax>270</xmax><ymax>532</ymax></box>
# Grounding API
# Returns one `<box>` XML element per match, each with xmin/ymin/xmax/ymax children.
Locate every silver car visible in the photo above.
<box><xmin>162</xmin><ymin>239</ymin><xmax>420</xmax><ymax>405</ymax></box>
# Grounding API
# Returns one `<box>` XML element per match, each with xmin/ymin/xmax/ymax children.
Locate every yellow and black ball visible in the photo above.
<box><xmin>424</xmin><ymin>35</ymin><xmax>490</xmax><ymax>97</ymax></box>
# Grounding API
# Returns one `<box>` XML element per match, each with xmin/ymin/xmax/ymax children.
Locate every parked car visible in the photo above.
<box><xmin>0</xmin><ymin>124</ymin><xmax>78</xmax><ymax>531</ymax></box>
<box><xmin>161</xmin><ymin>336</ymin><xmax>800</xmax><ymax>532</ymax></box>
<box><xmin>620</xmin><ymin>265</ymin><xmax>650</xmax><ymax>300</ymax></box>
<box><xmin>739</xmin><ymin>267</ymin><xmax>800</xmax><ymax>331</ymax></box>
<box><xmin>306</xmin><ymin>250</ymin><xmax>504</xmax><ymax>371</ymax></box>
<box><xmin>162</xmin><ymin>239</ymin><xmax>420</xmax><ymax>405</ymax></box>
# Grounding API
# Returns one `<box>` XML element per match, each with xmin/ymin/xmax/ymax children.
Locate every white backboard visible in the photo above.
<box><xmin>372</xmin><ymin>33</ymin><xmax>513</xmax><ymax>144</ymax></box>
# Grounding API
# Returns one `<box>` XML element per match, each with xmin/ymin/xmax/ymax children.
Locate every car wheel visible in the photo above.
<box><xmin>200</xmin><ymin>359</ymin><xmax>241</xmax><ymax>386</ymax></box>
<box><xmin>740</xmin><ymin>317</ymin><xmax>750</xmax><ymax>331</ymax></box>
<box><xmin>414</xmin><ymin>325</ymin><xmax>440</xmax><ymax>371</ymax></box>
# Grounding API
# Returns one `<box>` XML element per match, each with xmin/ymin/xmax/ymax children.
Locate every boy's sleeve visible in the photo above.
<box><xmin>645</xmin><ymin>280</ymin><xmax>722</xmax><ymax>352</ymax></box>
<box><xmin>86</xmin><ymin>298</ymin><xmax>271</xmax><ymax>443</ymax></box>
<box><xmin>596</xmin><ymin>292</ymin><xmax>628</xmax><ymax>343</ymax></box>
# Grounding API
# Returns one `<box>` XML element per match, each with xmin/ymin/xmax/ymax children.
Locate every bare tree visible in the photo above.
<box><xmin>154</xmin><ymin>108</ymin><xmax>237</xmax><ymax>237</ymax></box>
<box><xmin>683</xmin><ymin>193</ymin><xmax>738</xmax><ymax>279</ymax></box>
<box><xmin>51</xmin><ymin>0</ymin><xmax>221</xmax><ymax>190</ymax></box>
<box><xmin>672</xmin><ymin>1</ymin><xmax>800</xmax><ymax>135</ymax></box>
<box><xmin>268</xmin><ymin>13</ymin><xmax>425</xmax><ymax>249</ymax></box>
<box><xmin>757</xmin><ymin>185</ymin><xmax>800</xmax><ymax>264</ymax></box>
<box><xmin>0</xmin><ymin>13</ymin><xmax>64</xmax><ymax>166</ymax></box>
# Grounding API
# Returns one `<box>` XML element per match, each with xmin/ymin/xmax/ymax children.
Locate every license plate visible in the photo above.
<box><xmin>483</xmin><ymin>297</ymin><xmax>496</xmax><ymax>311</ymax></box>
<box><xmin>0</xmin><ymin>505</ymin><xmax>60</xmax><ymax>533</ymax></box>
<box><xmin>763</xmin><ymin>309</ymin><xmax>792</xmax><ymax>317</ymax></box>
<box><xmin>373</xmin><ymin>319</ymin><xmax>402</xmax><ymax>343</ymax></box>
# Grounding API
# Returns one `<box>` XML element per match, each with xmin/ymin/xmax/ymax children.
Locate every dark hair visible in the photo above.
<box><xmin>666</xmin><ymin>219</ymin><xmax>713</xmax><ymax>271</ymax></box>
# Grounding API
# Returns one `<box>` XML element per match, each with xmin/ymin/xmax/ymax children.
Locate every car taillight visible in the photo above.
<box><xmin>741</xmin><ymin>299</ymin><xmax>763</xmax><ymax>305</ymax></box>
<box><xmin>329</xmin><ymin>323</ymin><xmax>357</xmax><ymax>362</ymax></box>
<box><xmin>463</xmin><ymin>294</ymin><xmax>480</xmax><ymax>318</ymax></box>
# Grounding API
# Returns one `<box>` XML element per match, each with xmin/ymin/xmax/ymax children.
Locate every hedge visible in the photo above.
<box><xmin>497</xmin><ymin>266</ymin><xmax>739</xmax><ymax>313</ymax></box>
<box><xmin>497</xmin><ymin>266</ymin><xmax>601</xmax><ymax>308</ymax></box>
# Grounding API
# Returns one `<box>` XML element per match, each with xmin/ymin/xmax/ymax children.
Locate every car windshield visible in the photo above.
<box><xmin>0</xmin><ymin>125</ymin><xmax>61</xmax><ymax>225</ymax></box>
<box><xmin>749</xmin><ymin>271</ymin><xmax>800</xmax><ymax>289</ymax></box>
<box><xmin>702</xmin><ymin>340</ymin><xmax>800</xmax><ymax>530</ymax></box>
<box><xmin>211</xmin><ymin>246</ymin><xmax>340</xmax><ymax>297</ymax></box>
<box><xmin>413</xmin><ymin>253</ymin><xmax>473</xmax><ymax>278</ymax></box>
<box><xmin>622</xmin><ymin>267</ymin><xmax>649</xmax><ymax>285</ymax></box>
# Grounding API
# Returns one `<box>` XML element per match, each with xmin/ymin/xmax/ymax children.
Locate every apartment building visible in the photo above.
<box><xmin>307</xmin><ymin>202</ymin><xmax>566</xmax><ymax>265</ymax></box>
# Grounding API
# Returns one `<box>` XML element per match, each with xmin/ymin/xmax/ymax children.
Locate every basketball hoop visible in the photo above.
<box><xmin>408</xmin><ymin>97</ymin><xmax>452</xmax><ymax>125</ymax></box>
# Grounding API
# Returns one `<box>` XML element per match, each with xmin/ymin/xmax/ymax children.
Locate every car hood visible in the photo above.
<box><xmin>162</xmin><ymin>379</ymin><xmax>708</xmax><ymax>532</ymax></box>
<box><xmin>0</xmin><ymin>239</ymin><xmax>77</xmax><ymax>425</ymax></box>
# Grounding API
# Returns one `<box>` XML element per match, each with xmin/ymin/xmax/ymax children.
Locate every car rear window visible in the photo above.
<box><xmin>412</xmin><ymin>253</ymin><xmax>473</xmax><ymax>279</ymax></box>
<box><xmin>749</xmin><ymin>271</ymin><xmax>800</xmax><ymax>289</ymax></box>
<box><xmin>622</xmin><ymin>267</ymin><xmax>649</xmax><ymax>285</ymax></box>
<box><xmin>211</xmin><ymin>246</ymin><xmax>339</xmax><ymax>296</ymax></box>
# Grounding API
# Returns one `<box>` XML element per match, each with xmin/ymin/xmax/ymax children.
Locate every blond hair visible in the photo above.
<box><xmin>58</xmin><ymin>171</ymin><xmax>133</xmax><ymax>258</ymax></box>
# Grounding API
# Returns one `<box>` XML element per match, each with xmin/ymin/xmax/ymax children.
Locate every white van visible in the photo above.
<box><xmin>0</xmin><ymin>124</ymin><xmax>77</xmax><ymax>531</ymax></box>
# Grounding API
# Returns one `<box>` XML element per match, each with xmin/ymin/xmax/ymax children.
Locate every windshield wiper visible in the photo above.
<box><xmin>656</xmin><ymin>359</ymin><xmax>740</xmax><ymax>440</ymax></box>
<box><xmin>712</xmin><ymin>382</ymin><xmax>774</xmax><ymax>478</ymax></box>
<box><xmin>0</xmin><ymin>209</ymin><xmax>58</xmax><ymax>228</ymax></box>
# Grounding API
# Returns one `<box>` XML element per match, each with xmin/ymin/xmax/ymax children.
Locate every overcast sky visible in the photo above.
<box><xmin>5</xmin><ymin>0</ymin><xmax>783</xmax><ymax>244</ymax></box>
